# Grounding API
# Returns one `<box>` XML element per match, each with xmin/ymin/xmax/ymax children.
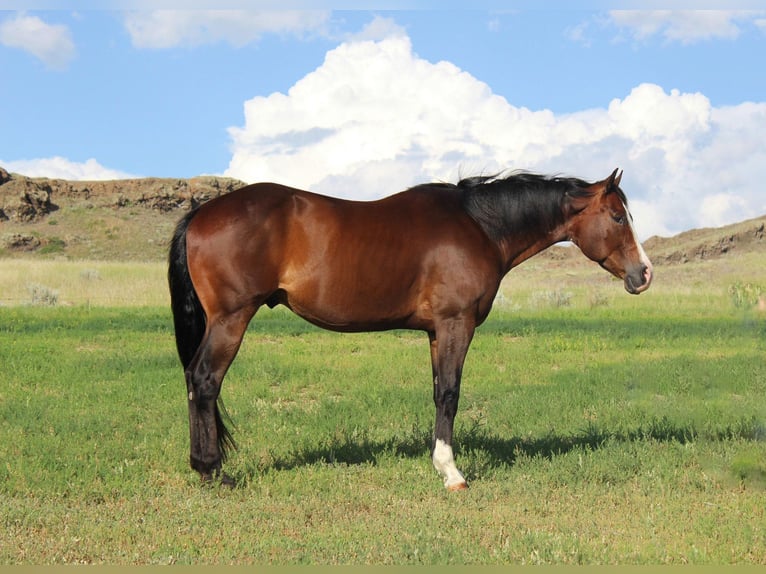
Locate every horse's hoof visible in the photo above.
<box><xmin>219</xmin><ymin>473</ymin><xmax>236</xmax><ymax>488</ymax></box>
<box><xmin>201</xmin><ymin>471</ymin><xmax>236</xmax><ymax>488</ymax></box>
<box><xmin>446</xmin><ymin>481</ymin><xmax>468</xmax><ymax>492</ymax></box>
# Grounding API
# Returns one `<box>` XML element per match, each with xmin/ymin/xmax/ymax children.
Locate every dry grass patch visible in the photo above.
<box><xmin>0</xmin><ymin>259</ymin><xmax>166</xmax><ymax>307</ymax></box>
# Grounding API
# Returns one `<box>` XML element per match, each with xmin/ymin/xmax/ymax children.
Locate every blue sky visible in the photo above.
<box><xmin>1</xmin><ymin>9</ymin><xmax>766</xmax><ymax>237</ymax></box>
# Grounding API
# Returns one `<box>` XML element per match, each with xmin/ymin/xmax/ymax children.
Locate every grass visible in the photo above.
<box><xmin>1</xmin><ymin>205</ymin><xmax>176</xmax><ymax>262</ymax></box>
<box><xmin>0</xmin><ymin>253</ymin><xmax>765</xmax><ymax>564</ymax></box>
<box><xmin>0</xmin><ymin>259</ymin><xmax>166</xmax><ymax>307</ymax></box>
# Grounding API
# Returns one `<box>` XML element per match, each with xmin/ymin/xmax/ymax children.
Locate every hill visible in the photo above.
<box><xmin>642</xmin><ymin>216</ymin><xmax>765</xmax><ymax>264</ymax></box>
<box><xmin>0</xmin><ymin>167</ymin><xmax>245</xmax><ymax>261</ymax></box>
<box><xmin>1</xmin><ymin>166</ymin><xmax>764</xmax><ymax>264</ymax></box>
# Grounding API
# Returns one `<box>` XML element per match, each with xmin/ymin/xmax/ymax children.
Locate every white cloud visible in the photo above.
<box><xmin>344</xmin><ymin>14</ymin><xmax>406</xmax><ymax>43</ymax></box>
<box><xmin>0</xmin><ymin>12</ymin><xmax>76</xmax><ymax>70</ymax></box>
<box><xmin>124</xmin><ymin>9</ymin><xmax>331</xmax><ymax>49</ymax></box>
<box><xmin>566</xmin><ymin>20</ymin><xmax>593</xmax><ymax>47</ymax></box>
<box><xmin>700</xmin><ymin>193</ymin><xmax>750</xmax><ymax>229</ymax></box>
<box><xmin>608</xmin><ymin>10</ymin><xmax>760</xmax><ymax>44</ymax></box>
<box><xmin>225</xmin><ymin>30</ymin><xmax>766</xmax><ymax>239</ymax></box>
<box><xmin>1</xmin><ymin>157</ymin><xmax>136</xmax><ymax>180</ymax></box>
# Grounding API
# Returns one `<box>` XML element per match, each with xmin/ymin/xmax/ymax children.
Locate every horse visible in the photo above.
<box><xmin>168</xmin><ymin>168</ymin><xmax>653</xmax><ymax>490</ymax></box>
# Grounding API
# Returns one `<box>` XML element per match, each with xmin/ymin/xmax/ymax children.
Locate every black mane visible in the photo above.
<box><xmin>457</xmin><ymin>172</ymin><xmax>595</xmax><ymax>240</ymax></box>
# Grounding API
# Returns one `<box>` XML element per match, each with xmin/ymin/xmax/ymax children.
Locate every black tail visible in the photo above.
<box><xmin>168</xmin><ymin>208</ymin><xmax>206</xmax><ymax>369</ymax></box>
<box><xmin>168</xmin><ymin>209</ymin><xmax>236</xmax><ymax>460</ymax></box>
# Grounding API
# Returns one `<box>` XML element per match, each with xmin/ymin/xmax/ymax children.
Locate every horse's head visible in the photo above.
<box><xmin>565</xmin><ymin>169</ymin><xmax>653</xmax><ymax>295</ymax></box>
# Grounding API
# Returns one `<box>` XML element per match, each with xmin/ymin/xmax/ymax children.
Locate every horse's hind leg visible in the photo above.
<box><xmin>185</xmin><ymin>307</ymin><xmax>254</xmax><ymax>483</ymax></box>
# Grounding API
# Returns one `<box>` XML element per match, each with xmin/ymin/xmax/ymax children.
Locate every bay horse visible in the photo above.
<box><xmin>168</xmin><ymin>168</ymin><xmax>652</xmax><ymax>490</ymax></box>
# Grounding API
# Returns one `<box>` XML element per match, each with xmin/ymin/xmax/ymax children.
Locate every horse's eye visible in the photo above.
<box><xmin>612</xmin><ymin>214</ymin><xmax>627</xmax><ymax>226</ymax></box>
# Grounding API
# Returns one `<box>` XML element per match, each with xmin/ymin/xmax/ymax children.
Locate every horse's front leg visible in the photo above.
<box><xmin>428</xmin><ymin>319</ymin><xmax>474</xmax><ymax>491</ymax></box>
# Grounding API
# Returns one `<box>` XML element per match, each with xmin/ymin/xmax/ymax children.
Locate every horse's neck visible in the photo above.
<box><xmin>498</xmin><ymin>223</ymin><xmax>569</xmax><ymax>273</ymax></box>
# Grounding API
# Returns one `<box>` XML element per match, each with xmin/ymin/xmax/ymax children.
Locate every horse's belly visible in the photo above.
<box><xmin>278</xmin><ymin>274</ymin><xmax>418</xmax><ymax>333</ymax></box>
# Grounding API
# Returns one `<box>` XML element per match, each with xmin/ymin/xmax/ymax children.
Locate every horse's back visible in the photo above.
<box><xmin>188</xmin><ymin>181</ymin><xmax>471</xmax><ymax>258</ymax></box>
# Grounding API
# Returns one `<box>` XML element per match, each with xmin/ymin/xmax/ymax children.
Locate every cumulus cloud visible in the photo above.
<box><xmin>124</xmin><ymin>9</ymin><xmax>331</xmax><ymax>49</ymax></box>
<box><xmin>226</xmin><ymin>29</ymin><xmax>766</xmax><ymax>239</ymax></box>
<box><xmin>0</xmin><ymin>12</ymin><xmax>76</xmax><ymax>70</ymax></box>
<box><xmin>1</xmin><ymin>157</ymin><xmax>136</xmax><ymax>180</ymax></box>
<box><xmin>608</xmin><ymin>10</ymin><xmax>760</xmax><ymax>44</ymax></box>
<box><xmin>344</xmin><ymin>14</ymin><xmax>407</xmax><ymax>42</ymax></box>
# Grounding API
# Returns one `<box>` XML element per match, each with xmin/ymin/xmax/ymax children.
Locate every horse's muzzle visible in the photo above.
<box><xmin>625</xmin><ymin>263</ymin><xmax>653</xmax><ymax>295</ymax></box>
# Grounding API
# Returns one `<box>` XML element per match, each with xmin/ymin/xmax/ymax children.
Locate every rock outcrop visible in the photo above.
<box><xmin>0</xmin><ymin>166</ymin><xmax>246</xmax><ymax>222</ymax></box>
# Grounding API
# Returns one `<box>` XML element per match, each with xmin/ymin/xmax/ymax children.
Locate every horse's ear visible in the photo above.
<box><xmin>605</xmin><ymin>168</ymin><xmax>622</xmax><ymax>192</ymax></box>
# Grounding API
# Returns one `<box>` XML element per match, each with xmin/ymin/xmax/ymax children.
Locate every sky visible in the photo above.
<box><xmin>1</xmin><ymin>8</ymin><xmax>766</xmax><ymax>239</ymax></box>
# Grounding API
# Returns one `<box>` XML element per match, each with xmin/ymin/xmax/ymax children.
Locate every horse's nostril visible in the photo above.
<box><xmin>642</xmin><ymin>264</ymin><xmax>653</xmax><ymax>285</ymax></box>
<box><xmin>629</xmin><ymin>263</ymin><xmax>653</xmax><ymax>294</ymax></box>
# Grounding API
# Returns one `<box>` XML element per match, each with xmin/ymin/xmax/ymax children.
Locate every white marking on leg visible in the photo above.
<box><xmin>433</xmin><ymin>439</ymin><xmax>466</xmax><ymax>489</ymax></box>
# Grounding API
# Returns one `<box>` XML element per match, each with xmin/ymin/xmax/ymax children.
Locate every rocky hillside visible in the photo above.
<box><xmin>0</xmin><ymin>167</ymin><xmax>245</xmax><ymax>260</ymax></box>
<box><xmin>642</xmin><ymin>216</ymin><xmax>765</xmax><ymax>264</ymax></box>
<box><xmin>0</xmin><ymin>167</ymin><xmax>244</xmax><ymax>222</ymax></box>
<box><xmin>1</xmin><ymin>166</ymin><xmax>764</xmax><ymax>263</ymax></box>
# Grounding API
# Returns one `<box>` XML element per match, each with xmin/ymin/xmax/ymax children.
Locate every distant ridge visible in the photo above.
<box><xmin>642</xmin><ymin>215</ymin><xmax>765</xmax><ymax>265</ymax></box>
<box><xmin>0</xmin><ymin>166</ymin><xmax>246</xmax><ymax>222</ymax></box>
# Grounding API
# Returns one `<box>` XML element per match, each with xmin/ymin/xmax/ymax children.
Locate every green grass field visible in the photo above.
<box><xmin>1</xmin><ymin>254</ymin><xmax>765</xmax><ymax>564</ymax></box>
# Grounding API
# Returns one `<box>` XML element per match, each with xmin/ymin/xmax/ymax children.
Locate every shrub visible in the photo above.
<box><xmin>80</xmin><ymin>268</ymin><xmax>101</xmax><ymax>281</ymax></box>
<box><xmin>530</xmin><ymin>289</ymin><xmax>572</xmax><ymax>308</ymax></box>
<box><xmin>588</xmin><ymin>291</ymin><xmax>610</xmax><ymax>309</ymax></box>
<box><xmin>27</xmin><ymin>283</ymin><xmax>59</xmax><ymax>306</ymax></box>
<box><xmin>38</xmin><ymin>237</ymin><xmax>66</xmax><ymax>255</ymax></box>
<box><xmin>728</xmin><ymin>281</ymin><xmax>765</xmax><ymax>309</ymax></box>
